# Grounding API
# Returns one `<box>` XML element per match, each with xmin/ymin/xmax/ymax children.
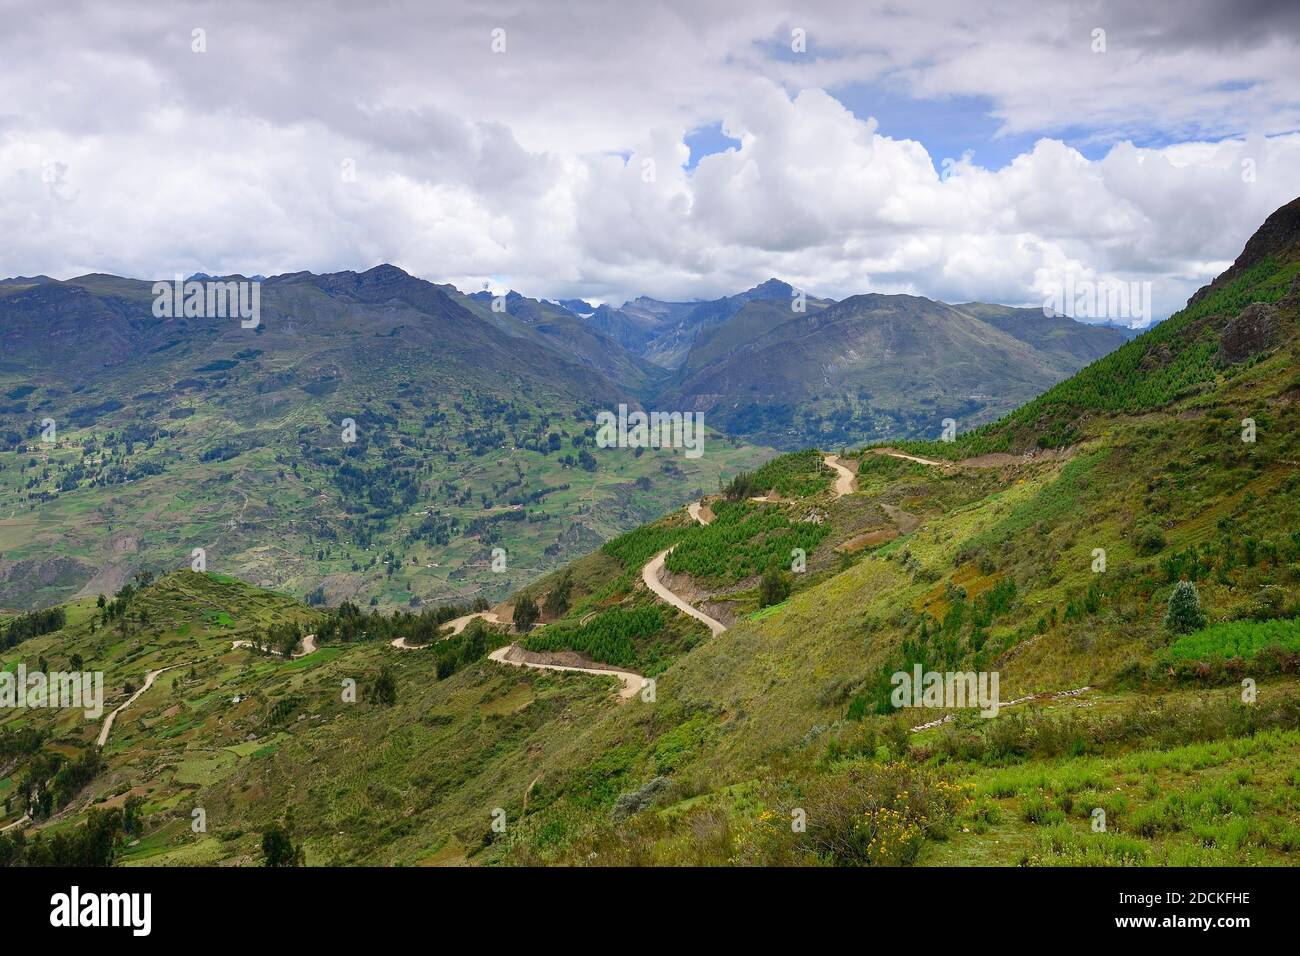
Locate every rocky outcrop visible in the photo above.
<box><xmin>1218</xmin><ymin>301</ymin><xmax>1279</xmax><ymax>364</ymax></box>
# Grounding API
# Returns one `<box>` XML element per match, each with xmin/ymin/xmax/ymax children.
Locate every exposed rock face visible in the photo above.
<box><xmin>1218</xmin><ymin>302</ymin><xmax>1279</xmax><ymax>364</ymax></box>
<box><xmin>1140</xmin><ymin>341</ymin><xmax>1174</xmax><ymax>371</ymax></box>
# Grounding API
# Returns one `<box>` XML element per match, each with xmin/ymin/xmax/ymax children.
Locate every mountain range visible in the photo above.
<box><xmin>2</xmin><ymin>196</ymin><xmax>1296</xmax><ymax>868</ymax></box>
<box><xmin>0</xmin><ymin>264</ymin><xmax>1130</xmax><ymax>612</ymax></box>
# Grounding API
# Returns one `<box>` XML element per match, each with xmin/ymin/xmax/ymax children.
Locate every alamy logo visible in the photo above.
<box><xmin>890</xmin><ymin>665</ymin><xmax>1001</xmax><ymax>717</ymax></box>
<box><xmin>1042</xmin><ymin>276</ymin><xmax>1151</xmax><ymax>325</ymax></box>
<box><xmin>595</xmin><ymin>404</ymin><xmax>704</xmax><ymax>459</ymax></box>
<box><xmin>0</xmin><ymin>665</ymin><xmax>103</xmax><ymax>718</ymax></box>
<box><xmin>152</xmin><ymin>275</ymin><xmax>260</xmax><ymax>328</ymax></box>
<box><xmin>50</xmin><ymin>886</ymin><xmax>151</xmax><ymax>937</ymax></box>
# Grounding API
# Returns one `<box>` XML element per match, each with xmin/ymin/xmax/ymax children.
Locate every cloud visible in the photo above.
<box><xmin>0</xmin><ymin>0</ymin><xmax>1297</xmax><ymax>320</ymax></box>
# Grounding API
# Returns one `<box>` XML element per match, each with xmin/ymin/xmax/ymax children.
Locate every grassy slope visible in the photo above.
<box><xmin>7</xmin><ymin>205</ymin><xmax>1300</xmax><ymax>867</ymax></box>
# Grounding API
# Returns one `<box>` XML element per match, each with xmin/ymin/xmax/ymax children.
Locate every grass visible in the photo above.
<box><xmin>1165</xmin><ymin>617</ymin><xmax>1300</xmax><ymax>661</ymax></box>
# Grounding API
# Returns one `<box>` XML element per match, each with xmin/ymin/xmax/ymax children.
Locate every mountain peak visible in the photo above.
<box><xmin>740</xmin><ymin>277</ymin><xmax>794</xmax><ymax>300</ymax></box>
<box><xmin>358</xmin><ymin>263</ymin><xmax>414</xmax><ymax>282</ymax></box>
<box><xmin>1234</xmin><ymin>195</ymin><xmax>1300</xmax><ymax>274</ymax></box>
<box><xmin>1190</xmin><ymin>194</ymin><xmax>1300</xmax><ymax>307</ymax></box>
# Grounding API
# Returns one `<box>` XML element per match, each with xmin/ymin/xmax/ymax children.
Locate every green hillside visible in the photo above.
<box><xmin>3</xmin><ymin>199</ymin><xmax>1299</xmax><ymax>869</ymax></box>
<box><xmin>663</xmin><ymin>292</ymin><xmax>1131</xmax><ymax>451</ymax></box>
<box><xmin>0</xmin><ymin>266</ymin><xmax>767</xmax><ymax>612</ymax></box>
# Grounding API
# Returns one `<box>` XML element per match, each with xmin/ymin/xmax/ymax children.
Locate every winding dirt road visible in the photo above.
<box><xmin>642</xmin><ymin>548</ymin><xmax>727</xmax><ymax>636</ymax></box>
<box><xmin>872</xmin><ymin>448</ymin><xmax>949</xmax><ymax>468</ymax></box>
<box><xmin>488</xmin><ymin>644</ymin><xmax>646</xmax><ymax>699</ymax></box>
<box><xmin>823</xmin><ymin>454</ymin><xmax>857</xmax><ymax>497</ymax></box>
<box><xmin>391</xmin><ymin>612</ymin><xmax>503</xmax><ymax>650</ymax></box>
<box><xmin>487</xmin><ymin>497</ymin><xmax>723</xmax><ymax>697</ymax></box>
<box><xmin>686</xmin><ymin>500</ymin><xmax>711</xmax><ymax>525</ymax></box>
<box><xmin>96</xmin><ymin>662</ymin><xmax>192</xmax><ymax>747</ymax></box>
<box><xmin>231</xmin><ymin>632</ymin><xmax>318</xmax><ymax>659</ymax></box>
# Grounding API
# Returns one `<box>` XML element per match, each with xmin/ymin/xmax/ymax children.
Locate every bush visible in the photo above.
<box><xmin>261</xmin><ymin>823</ymin><xmax>304</xmax><ymax>867</ymax></box>
<box><xmin>793</xmin><ymin>761</ymin><xmax>971</xmax><ymax>866</ymax></box>
<box><xmin>1135</xmin><ymin>519</ymin><xmax>1167</xmax><ymax>556</ymax></box>
<box><xmin>612</xmin><ymin>776</ymin><xmax>672</xmax><ymax>821</ymax></box>
<box><xmin>364</xmin><ymin>667</ymin><xmax>398</xmax><ymax>706</ymax></box>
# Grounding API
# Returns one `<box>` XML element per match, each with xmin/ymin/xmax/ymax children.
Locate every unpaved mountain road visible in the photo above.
<box><xmin>446</xmin><ymin>610</ymin><xmax>502</xmax><ymax>635</ymax></box>
<box><xmin>823</xmin><ymin>454</ymin><xmax>857</xmax><ymax>497</ymax></box>
<box><xmin>390</xmin><ymin>611</ymin><xmax>503</xmax><ymax>649</ymax></box>
<box><xmin>231</xmin><ymin>632</ymin><xmax>318</xmax><ymax>658</ymax></box>
<box><xmin>494</xmin><ymin>495</ymin><xmax>727</xmax><ymax>698</ymax></box>
<box><xmin>96</xmin><ymin>662</ymin><xmax>193</xmax><ymax>747</ymax></box>
<box><xmin>642</xmin><ymin>547</ymin><xmax>728</xmax><ymax>636</ymax></box>
<box><xmin>870</xmin><ymin>447</ymin><xmax>1043</xmax><ymax>470</ymax></box>
<box><xmin>488</xmin><ymin>644</ymin><xmax>646</xmax><ymax>700</ymax></box>
<box><xmin>872</xmin><ymin>448</ymin><xmax>951</xmax><ymax>468</ymax></box>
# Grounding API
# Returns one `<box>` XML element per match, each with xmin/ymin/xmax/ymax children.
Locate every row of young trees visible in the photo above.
<box><xmin>314</xmin><ymin>597</ymin><xmax>486</xmax><ymax>646</ymax></box>
<box><xmin>0</xmin><ymin>806</ymin><xmax>134</xmax><ymax>867</ymax></box>
<box><xmin>522</xmin><ymin>607</ymin><xmax>662</xmax><ymax>669</ymax></box>
<box><xmin>0</xmin><ymin>606</ymin><xmax>65</xmax><ymax>649</ymax></box>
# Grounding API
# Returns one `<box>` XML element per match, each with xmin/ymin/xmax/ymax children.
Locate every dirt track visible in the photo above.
<box><xmin>642</xmin><ymin>548</ymin><xmax>727</xmax><ymax>636</ymax></box>
<box><xmin>823</xmin><ymin>454</ymin><xmax>857</xmax><ymax>496</ymax></box>
<box><xmin>96</xmin><ymin>662</ymin><xmax>192</xmax><ymax>747</ymax></box>
<box><xmin>391</xmin><ymin>611</ymin><xmax>503</xmax><ymax>649</ymax></box>
<box><xmin>231</xmin><ymin>632</ymin><xmax>318</xmax><ymax>658</ymax></box>
<box><xmin>488</xmin><ymin>643</ymin><xmax>646</xmax><ymax>699</ymax></box>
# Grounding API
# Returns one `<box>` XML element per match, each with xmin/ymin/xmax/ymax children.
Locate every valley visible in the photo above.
<box><xmin>2</xmin><ymin>197</ymin><xmax>1298</xmax><ymax>870</ymax></box>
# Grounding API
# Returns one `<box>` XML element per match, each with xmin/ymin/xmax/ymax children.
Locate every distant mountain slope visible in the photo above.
<box><xmin>953</xmin><ymin>303</ymin><xmax>1133</xmax><ymax>367</ymax></box>
<box><xmin>586</xmin><ymin>278</ymin><xmax>834</xmax><ymax>370</ymax></box>
<box><xmin>452</xmin><ymin>288</ymin><xmax>665</xmax><ymax>397</ymax></box>
<box><xmin>659</xmin><ymin>292</ymin><xmax>1121</xmax><ymax>450</ymax></box>
<box><xmin>0</xmin><ymin>266</ymin><xmax>768</xmax><ymax>610</ymax></box>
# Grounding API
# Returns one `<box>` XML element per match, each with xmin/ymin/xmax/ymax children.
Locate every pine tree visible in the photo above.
<box><xmin>513</xmin><ymin>594</ymin><xmax>539</xmax><ymax>631</ymax></box>
<box><xmin>759</xmin><ymin>557</ymin><xmax>791</xmax><ymax>608</ymax></box>
<box><xmin>1164</xmin><ymin>581</ymin><xmax>1207</xmax><ymax>634</ymax></box>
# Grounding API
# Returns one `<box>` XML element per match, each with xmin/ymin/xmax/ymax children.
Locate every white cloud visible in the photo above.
<box><xmin>1</xmin><ymin>0</ymin><xmax>1297</xmax><ymax>320</ymax></box>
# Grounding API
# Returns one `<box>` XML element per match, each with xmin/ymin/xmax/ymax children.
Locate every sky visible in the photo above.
<box><xmin>2</xmin><ymin>0</ymin><xmax>1299</xmax><ymax>324</ymax></box>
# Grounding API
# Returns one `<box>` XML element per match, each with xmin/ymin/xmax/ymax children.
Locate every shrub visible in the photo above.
<box><xmin>1135</xmin><ymin>519</ymin><xmax>1167</xmax><ymax>556</ymax></box>
<box><xmin>793</xmin><ymin>761</ymin><xmax>971</xmax><ymax>866</ymax></box>
<box><xmin>261</xmin><ymin>823</ymin><xmax>305</xmax><ymax>867</ymax></box>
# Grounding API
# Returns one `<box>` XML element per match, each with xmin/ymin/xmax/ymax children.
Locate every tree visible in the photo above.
<box><xmin>364</xmin><ymin>667</ymin><xmax>398</xmax><ymax>706</ymax></box>
<box><xmin>123</xmin><ymin>794</ymin><xmax>145</xmax><ymax>835</ymax></box>
<box><xmin>261</xmin><ymin>823</ymin><xmax>304</xmax><ymax>867</ymax></box>
<box><xmin>1164</xmin><ymin>581</ymin><xmax>1206</xmax><ymax>634</ymax></box>
<box><xmin>543</xmin><ymin>571</ymin><xmax>573</xmax><ymax>619</ymax></box>
<box><xmin>759</xmin><ymin>557</ymin><xmax>791</xmax><ymax>608</ymax></box>
<box><xmin>513</xmin><ymin>594</ymin><xmax>539</xmax><ymax>631</ymax></box>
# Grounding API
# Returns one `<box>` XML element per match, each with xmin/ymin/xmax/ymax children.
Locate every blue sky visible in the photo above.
<box><xmin>687</xmin><ymin>86</ymin><xmax>1130</xmax><ymax>174</ymax></box>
